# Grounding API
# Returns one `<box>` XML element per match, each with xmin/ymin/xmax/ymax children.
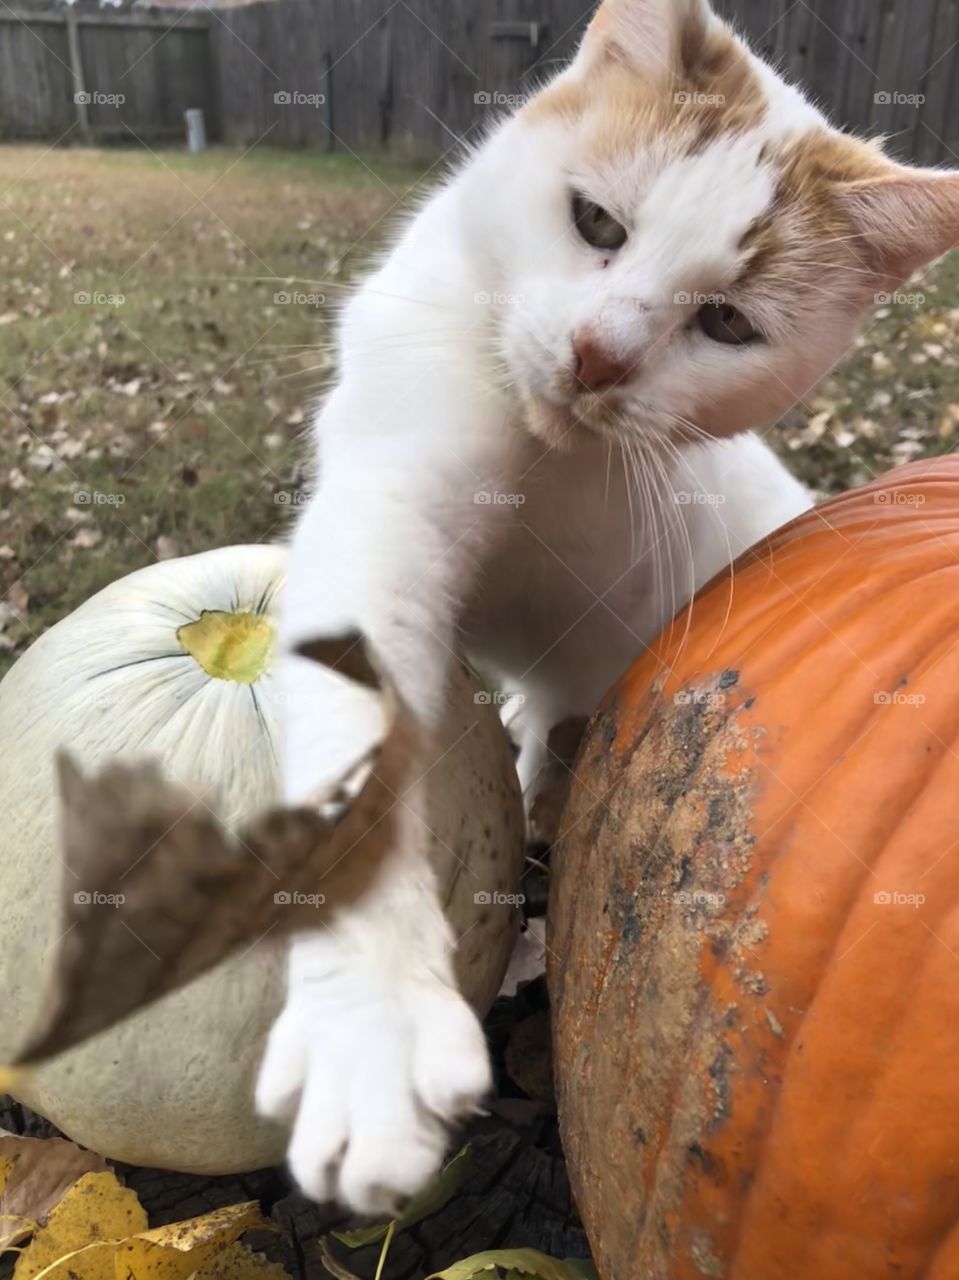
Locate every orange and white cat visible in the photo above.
<box><xmin>257</xmin><ymin>0</ymin><xmax>959</xmax><ymax>1213</ymax></box>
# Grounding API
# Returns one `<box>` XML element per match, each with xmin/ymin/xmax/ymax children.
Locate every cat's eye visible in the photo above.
<box><xmin>572</xmin><ymin>194</ymin><xmax>628</xmax><ymax>251</ymax></box>
<box><xmin>698</xmin><ymin>302</ymin><xmax>762</xmax><ymax>346</ymax></box>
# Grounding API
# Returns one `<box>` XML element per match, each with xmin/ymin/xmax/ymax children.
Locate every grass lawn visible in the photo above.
<box><xmin>1</xmin><ymin>142</ymin><xmax>958</xmax><ymax>676</ymax></box>
<box><xmin>0</xmin><ymin>143</ymin><xmax>422</xmax><ymax>674</ymax></box>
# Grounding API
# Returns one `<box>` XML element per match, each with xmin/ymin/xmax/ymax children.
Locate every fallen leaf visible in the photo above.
<box><xmin>332</xmin><ymin>1146</ymin><xmax>472</xmax><ymax>1249</ymax></box>
<box><xmin>13</xmin><ymin>1188</ymin><xmax>280</xmax><ymax>1280</ymax></box>
<box><xmin>0</xmin><ymin>1129</ymin><xmax>107</xmax><ymax>1247</ymax></box>
<box><xmin>13</xmin><ymin>1170</ymin><xmax>147</xmax><ymax>1279</ymax></box>
<box><xmin>112</xmin><ymin>1201</ymin><xmax>269</xmax><ymax>1279</ymax></box>
<box><xmin>426</xmin><ymin>1250</ymin><xmax>589</xmax><ymax>1280</ymax></box>
<box><xmin>5</xmin><ymin>633</ymin><xmax>422</xmax><ymax>1069</ymax></box>
<box><xmin>192</xmin><ymin>1241</ymin><xmax>290</xmax><ymax>1278</ymax></box>
<box><xmin>318</xmin><ymin>1239</ymin><xmax>363</xmax><ymax>1280</ymax></box>
<box><xmin>5</xmin><ymin>583</ymin><xmax>28</xmax><ymax>619</ymax></box>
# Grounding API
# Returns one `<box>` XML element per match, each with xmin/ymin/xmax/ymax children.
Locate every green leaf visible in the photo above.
<box><xmin>426</xmin><ymin>1248</ymin><xmax>588</xmax><ymax>1280</ymax></box>
<box><xmin>332</xmin><ymin>1146</ymin><xmax>472</xmax><ymax>1249</ymax></box>
<box><xmin>563</xmin><ymin>1263</ymin><xmax>599</xmax><ymax>1280</ymax></box>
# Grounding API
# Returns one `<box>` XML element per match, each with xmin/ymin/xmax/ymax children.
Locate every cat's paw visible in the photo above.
<box><xmin>255</xmin><ymin>959</ymin><xmax>491</xmax><ymax>1215</ymax></box>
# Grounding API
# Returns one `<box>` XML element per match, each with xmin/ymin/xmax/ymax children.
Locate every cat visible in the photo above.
<box><xmin>255</xmin><ymin>0</ymin><xmax>959</xmax><ymax>1215</ymax></box>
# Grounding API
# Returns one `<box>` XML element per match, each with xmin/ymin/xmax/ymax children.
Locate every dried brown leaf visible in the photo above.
<box><xmin>0</xmin><ymin>1130</ymin><xmax>107</xmax><ymax>1247</ymax></box>
<box><xmin>8</xmin><ymin>634</ymin><xmax>421</xmax><ymax>1068</ymax></box>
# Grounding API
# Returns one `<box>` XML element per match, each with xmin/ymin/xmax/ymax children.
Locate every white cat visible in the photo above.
<box><xmin>256</xmin><ymin>0</ymin><xmax>959</xmax><ymax>1214</ymax></box>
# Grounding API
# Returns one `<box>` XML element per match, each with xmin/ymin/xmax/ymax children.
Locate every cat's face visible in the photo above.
<box><xmin>482</xmin><ymin>0</ymin><xmax>959</xmax><ymax>449</ymax></box>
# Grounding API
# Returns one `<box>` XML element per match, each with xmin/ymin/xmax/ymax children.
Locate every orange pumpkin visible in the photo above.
<box><xmin>550</xmin><ymin>457</ymin><xmax>959</xmax><ymax>1280</ymax></box>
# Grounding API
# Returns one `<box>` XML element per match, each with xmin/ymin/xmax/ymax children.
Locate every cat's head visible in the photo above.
<box><xmin>475</xmin><ymin>0</ymin><xmax>959</xmax><ymax>448</ymax></box>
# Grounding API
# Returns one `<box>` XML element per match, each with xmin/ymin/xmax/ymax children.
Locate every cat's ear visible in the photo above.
<box><xmin>574</xmin><ymin>0</ymin><xmax>713</xmax><ymax>81</ymax></box>
<box><xmin>842</xmin><ymin>168</ymin><xmax>959</xmax><ymax>288</ymax></box>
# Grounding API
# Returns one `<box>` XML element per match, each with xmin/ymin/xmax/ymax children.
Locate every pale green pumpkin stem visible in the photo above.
<box><xmin>176</xmin><ymin>610</ymin><xmax>277</xmax><ymax>684</ymax></box>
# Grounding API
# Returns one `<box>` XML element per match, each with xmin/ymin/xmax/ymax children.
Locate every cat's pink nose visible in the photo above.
<box><xmin>572</xmin><ymin>331</ymin><xmax>631</xmax><ymax>393</ymax></box>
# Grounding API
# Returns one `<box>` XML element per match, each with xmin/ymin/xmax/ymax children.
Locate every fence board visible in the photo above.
<box><xmin>0</xmin><ymin>0</ymin><xmax>957</xmax><ymax>164</ymax></box>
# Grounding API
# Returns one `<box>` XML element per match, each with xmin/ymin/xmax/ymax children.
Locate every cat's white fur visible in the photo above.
<box><xmin>256</xmin><ymin>0</ymin><xmax>959</xmax><ymax>1213</ymax></box>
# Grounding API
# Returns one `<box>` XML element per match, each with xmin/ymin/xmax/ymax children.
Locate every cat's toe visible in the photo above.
<box><xmin>254</xmin><ymin>1006</ymin><xmax>309</xmax><ymax>1118</ymax></box>
<box><xmin>287</xmin><ymin>1059</ymin><xmax>349</xmax><ymax>1203</ymax></box>
<box><xmin>409</xmin><ymin>987</ymin><xmax>492</xmax><ymax>1120</ymax></box>
<box><xmin>338</xmin><ymin>1113</ymin><xmax>448</xmax><ymax>1216</ymax></box>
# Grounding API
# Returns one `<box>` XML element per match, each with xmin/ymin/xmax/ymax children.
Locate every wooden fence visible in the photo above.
<box><xmin>0</xmin><ymin>7</ymin><xmax>216</xmax><ymax>142</ymax></box>
<box><xmin>2</xmin><ymin>0</ymin><xmax>959</xmax><ymax>165</ymax></box>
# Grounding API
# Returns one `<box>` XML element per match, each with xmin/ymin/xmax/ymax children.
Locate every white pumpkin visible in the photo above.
<box><xmin>0</xmin><ymin>545</ymin><xmax>525</xmax><ymax>1173</ymax></box>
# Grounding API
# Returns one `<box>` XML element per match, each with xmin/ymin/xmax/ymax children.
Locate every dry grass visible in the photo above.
<box><xmin>0</xmin><ymin>143</ymin><xmax>421</xmax><ymax>673</ymax></box>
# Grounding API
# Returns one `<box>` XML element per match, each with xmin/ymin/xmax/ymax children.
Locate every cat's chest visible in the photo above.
<box><xmin>465</xmin><ymin>441</ymin><xmax>674</xmax><ymax>633</ymax></box>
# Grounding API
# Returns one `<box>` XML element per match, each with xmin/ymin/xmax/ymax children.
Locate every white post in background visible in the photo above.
<box><xmin>185</xmin><ymin>108</ymin><xmax>207</xmax><ymax>152</ymax></box>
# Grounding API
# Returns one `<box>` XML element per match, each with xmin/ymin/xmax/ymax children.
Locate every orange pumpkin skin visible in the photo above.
<box><xmin>550</xmin><ymin>458</ymin><xmax>959</xmax><ymax>1280</ymax></box>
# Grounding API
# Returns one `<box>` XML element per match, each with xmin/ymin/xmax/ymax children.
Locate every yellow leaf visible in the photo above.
<box><xmin>14</xmin><ymin>1171</ymin><xmax>146</xmax><ymax>1278</ymax></box>
<box><xmin>427</xmin><ymin>1250</ymin><xmax>586</xmax><ymax>1280</ymax></box>
<box><xmin>0</xmin><ymin>1128</ymin><xmax>107</xmax><ymax>1248</ymax></box>
<box><xmin>191</xmin><ymin>1241</ymin><xmax>291</xmax><ymax>1279</ymax></box>
<box><xmin>111</xmin><ymin>1201</ymin><xmax>269</xmax><ymax>1279</ymax></box>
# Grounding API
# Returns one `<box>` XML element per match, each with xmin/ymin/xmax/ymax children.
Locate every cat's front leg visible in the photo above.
<box><xmin>256</xmin><ymin>405</ymin><xmax>516</xmax><ymax>1213</ymax></box>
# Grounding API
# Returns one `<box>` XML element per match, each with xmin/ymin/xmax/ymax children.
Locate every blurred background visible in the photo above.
<box><xmin>2</xmin><ymin>0</ymin><xmax>959</xmax><ymax>672</ymax></box>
